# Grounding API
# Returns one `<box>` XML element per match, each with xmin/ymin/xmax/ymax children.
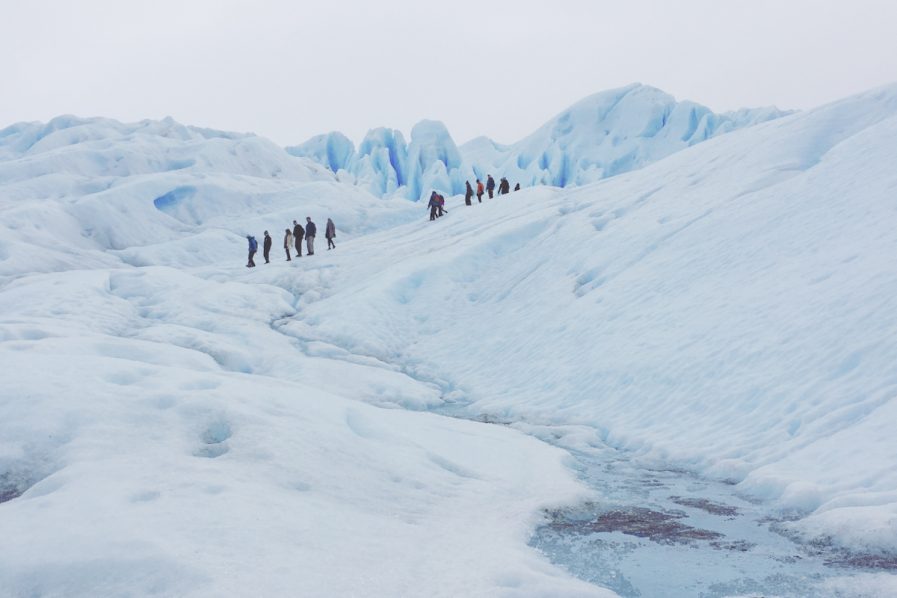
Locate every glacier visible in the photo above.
<box><xmin>288</xmin><ymin>83</ymin><xmax>791</xmax><ymax>201</ymax></box>
<box><xmin>1</xmin><ymin>82</ymin><xmax>896</xmax><ymax>597</ymax></box>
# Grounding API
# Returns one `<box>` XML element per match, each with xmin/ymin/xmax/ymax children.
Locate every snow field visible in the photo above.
<box><xmin>0</xmin><ymin>265</ymin><xmax>608</xmax><ymax>597</ymax></box>
<box><xmin>0</xmin><ymin>117</ymin><xmax>612</xmax><ymax>596</ymax></box>
<box><xmin>293</xmin><ymin>84</ymin><xmax>897</xmax><ymax>558</ymax></box>
<box><xmin>2</xmin><ymin>82</ymin><xmax>897</xmax><ymax>596</ymax></box>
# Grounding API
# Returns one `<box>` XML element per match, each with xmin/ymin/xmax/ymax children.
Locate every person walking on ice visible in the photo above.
<box><xmin>263</xmin><ymin>231</ymin><xmax>272</xmax><ymax>263</ymax></box>
<box><xmin>284</xmin><ymin>228</ymin><xmax>293</xmax><ymax>261</ymax></box>
<box><xmin>476</xmin><ymin>179</ymin><xmax>484</xmax><ymax>203</ymax></box>
<box><xmin>292</xmin><ymin>219</ymin><xmax>305</xmax><ymax>257</ymax></box>
<box><xmin>326</xmin><ymin>217</ymin><xmax>336</xmax><ymax>250</ymax></box>
<box><xmin>486</xmin><ymin>174</ymin><xmax>495</xmax><ymax>198</ymax></box>
<box><xmin>428</xmin><ymin>191</ymin><xmax>439</xmax><ymax>220</ymax></box>
<box><xmin>305</xmin><ymin>217</ymin><xmax>317</xmax><ymax>255</ymax></box>
<box><xmin>465</xmin><ymin>181</ymin><xmax>473</xmax><ymax>206</ymax></box>
<box><xmin>246</xmin><ymin>235</ymin><xmax>257</xmax><ymax>267</ymax></box>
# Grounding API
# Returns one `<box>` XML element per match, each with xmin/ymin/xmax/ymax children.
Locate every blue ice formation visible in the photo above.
<box><xmin>288</xmin><ymin>84</ymin><xmax>791</xmax><ymax>201</ymax></box>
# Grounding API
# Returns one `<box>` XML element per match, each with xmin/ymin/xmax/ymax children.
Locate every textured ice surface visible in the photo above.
<box><xmin>2</xmin><ymin>83</ymin><xmax>897</xmax><ymax>596</ymax></box>
<box><xmin>288</xmin><ymin>84</ymin><xmax>790</xmax><ymax>200</ymax></box>
<box><xmin>530</xmin><ymin>437</ymin><xmax>895</xmax><ymax>597</ymax></box>
<box><xmin>296</xmin><ymin>83</ymin><xmax>897</xmax><ymax>561</ymax></box>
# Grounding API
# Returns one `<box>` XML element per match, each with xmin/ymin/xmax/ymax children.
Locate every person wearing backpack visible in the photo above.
<box><xmin>465</xmin><ymin>181</ymin><xmax>473</xmax><ymax>206</ymax></box>
<box><xmin>436</xmin><ymin>193</ymin><xmax>445</xmax><ymax>217</ymax></box>
<box><xmin>292</xmin><ymin>220</ymin><xmax>305</xmax><ymax>257</ymax></box>
<box><xmin>428</xmin><ymin>191</ymin><xmax>439</xmax><ymax>221</ymax></box>
<box><xmin>246</xmin><ymin>235</ymin><xmax>258</xmax><ymax>267</ymax></box>
<box><xmin>325</xmin><ymin>218</ymin><xmax>336</xmax><ymax>250</ymax></box>
<box><xmin>305</xmin><ymin>217</ymin><xmax>317</xmax><ymax>255</ymax></box>
<box><xmin>499</xmin><ymin>177</ymin><xmax>510</xmax><ymax>195</ymax></box>
<box><xmin>284</xmin><ymin>228</ymin><xmax>293</xmax><ymax>261</ymax></box>
<box><xmin>263</xmin><ymin>231</ymin><xmax>272</xmax><ymax>263</ymax></box>
<box><xmin>486</xmin><ymin>174</ymin><xmax>496</xmax><ymax>198</ymax></box>
<box><xmin>476</xmin><ymin>179</ymin><xmax>484</xmax><ymax>203</ymax></box>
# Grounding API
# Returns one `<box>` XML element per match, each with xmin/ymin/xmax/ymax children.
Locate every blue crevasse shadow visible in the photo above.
<box><xmin>153</xmin><ymin>186</ymin><xmax>197</xmax><ymax>212</ymax></box>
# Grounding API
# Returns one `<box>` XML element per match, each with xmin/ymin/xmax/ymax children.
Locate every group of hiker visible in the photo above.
<box><xmin>245</xmin><ymin>216</ymin><xmax>336</xmax><ymax>268</ymax></box>
<box><xmin>429</xmin><ymin>175</ymin><xmax>522</xmax><ymax>220</ymax></box>
<box><xmin>464</xmin><ymin>174</ymin><xmax>520</xmax><ymax>206</ymax></box>
<box><xmin>246</xmin><ymin>174</ymin><xmax>523</xmax><ymax>265</ymax></box>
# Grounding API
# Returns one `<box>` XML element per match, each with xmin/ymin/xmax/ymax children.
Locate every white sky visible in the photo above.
<box><xmin>2</xmin><ymin>0</ymin><xmax>896</xmax><ymax>146</ymax></box>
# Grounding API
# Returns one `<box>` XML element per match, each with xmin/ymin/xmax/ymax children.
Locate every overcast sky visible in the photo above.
<box><xmin>2</xmin><ymin>0</ymin><xmax>896</xmax><ymax>146</ymax></box>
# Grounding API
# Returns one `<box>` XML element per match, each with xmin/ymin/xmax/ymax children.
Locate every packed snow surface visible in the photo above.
<box><xmin>293</xmin><ymin>83</ymin><xmax>897</xmax><ymax>561</ymax></box>
<box><xmin>288</xmin><ymin>84</ymin><xmax>789</xmax><ymax>200</ymax></box>
<box><xmin>2</xmin><ymin>82</ymin><xmax>897</xmax><ymax>597</ymax></box>
<box><xmin>0</xmin><ymin>115</ymin><xmax>607</xmax><ymax>596</ymax></box>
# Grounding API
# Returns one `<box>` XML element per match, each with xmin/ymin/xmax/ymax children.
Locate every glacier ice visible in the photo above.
<box><xmin>2</xmin><ymin>82</ymin><xmax>896</xmax><ymax>597</ymax></box>
<box><xmin>288</xmin><ymin>83</ymin><xmax>791</xmax><ymax>201</ymax></box>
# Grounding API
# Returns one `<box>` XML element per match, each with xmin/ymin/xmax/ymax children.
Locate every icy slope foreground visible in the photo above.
<box><xmin>0</xmin><ymin>268</ymin><xmax>605</xmax><ymax>597</ymax></box>
<box><xmin>289</xmin><ymin>84</ymin><xmax>788</xmax><ymax>200</ymax></box>
<box><xmin>0</xmin><ymin>115</ymin><xmax>424</xmax><ymax>277</ymax></box>
<box><xmin>295</xmin><ymin>84</ymin><xmax>897</xmax><ymax>559</ymax></box>
<box><xmin>0</xmin><ymin>118</ymin><xmax>609</xmax><ymax>596</ymax></box>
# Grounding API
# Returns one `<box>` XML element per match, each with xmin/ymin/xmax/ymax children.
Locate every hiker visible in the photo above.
<box><xmin>514</xmin><ymin>182</ymin><xmax>520</xmax><ymax>192</ymax></box>
<box><xmin>263</xmin><ymin>231</ymin><xmax>272</xmax><ymax>263</ymax></box>
<box><xmin>486</xmin><ymin>174</ymin><xmax>495</xmax><ymax>198</ymax></box>
<box><xmin>499</xmin><ymin>177</ymin><xmax>510</xmax><ymax>195</ymax></box>
<box><xmin>476</xmin><ymin>179</ymin><xmax>484</xmax><ymax>203</ymax></box>
<box><xmin>246</xmin><ymin>235</ymin><xmax>257</xmax><ymax>267</ymax></box>
<box><xmin>305</xmin><ymin>217</ymin><xmax>317</xmax><ymax>255</ymax></box>
<box><xmin>427</xmin><ymin>191</ymin><xmax>439</xmax><ymax>220</ymax></box>
<box><xmin>465</xmin><ymin>181</ymin><xmax>473</xmax><ymax>206</ymax></box>
<box><xmin>284</xmin><ymin>228</ymin><xmax>293</xmax><ymax>261</ymax></box>
<box><xmin>325</xmin><ymin>218</ymin><xmax>336</xmax><ymax>250</ymax></box>
<box><xmin>292</xmin><ymin>220</ymin><xmax>305</xmax><ymax>257</ymax></box>
<box><xmin>437</xmin><ymin>193</ymin><xmax>445</xmax><ymax>217</ymax></box>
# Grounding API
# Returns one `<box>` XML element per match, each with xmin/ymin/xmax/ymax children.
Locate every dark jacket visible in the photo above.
<box><xmin>263</xmin><ymin>234</ymin><xmax>272</xmax><ymax>251</ymax></box>
<box><xmin>486</xmin><ymin>176</ymin><xmax>495</xmax><ymax>190</ymax></box>
<box><xmin>306</xmin><ymin>221</ymin><xmax>317</xmax><ymax>236</ymax></box>
<box><xmin>248</xmin><ymin>236</ymin><xmax>258</xmax><ymax>252</ymax></box>
<box><xmin>325</xmin><ymin>219</ymin><xmax>336</xmax><ymax>239</ymax></box>
<box><xmin>293</xmin><ymin>223</ymin><xmax>304</xmax><ymax>239</ymax></box>
<box><xmin>465</xmin><ymin>182</ymin><xmax>473</xmax><ymax>198</ymax></box>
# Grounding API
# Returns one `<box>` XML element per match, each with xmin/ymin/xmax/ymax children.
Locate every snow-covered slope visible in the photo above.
<box><xmin>2</xmin><ymin>81</ymin><xmax>896</xmax><ymax>596</ymax></box>
<box><xmin>288</xmin><ymin>84</ymin><xmax>789</xmax><ymax>200</ymax></box>
<box><xmin>0</xmin><ymin>116</ymin><xmax>608</xmax><ymax>597</ymax></box>
<box><xmin>291</xmin><ymin>83</ymin><xmax>897</xmax><ymax>560</ymax></box>
<box><xmin>0</xmin><ymin>115</ymin><xmax>425</xmax><ymax>277</ymax></box>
